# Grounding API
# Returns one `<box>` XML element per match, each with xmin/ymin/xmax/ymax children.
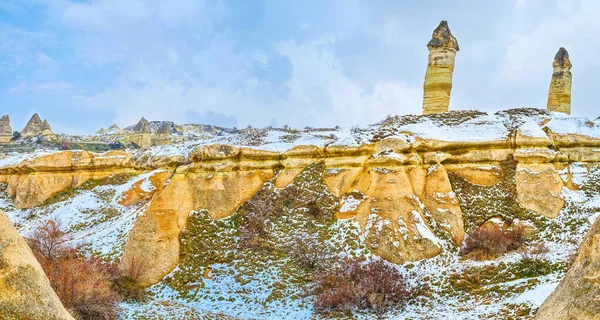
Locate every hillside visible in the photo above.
<box><xmin>1</xmin><ymin>109</ymin><xmax>600</xmax><ymax>319</ymax></box>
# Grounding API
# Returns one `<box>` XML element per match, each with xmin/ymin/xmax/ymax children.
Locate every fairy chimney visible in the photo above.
<box><xmin>547</xmin><ymin>47</ymin><xmax>572</xmax><ymax>114</ymax></box>
<box><xmin>422</xmin><ymin>20</ymin><xmax>459</xmax><ymax>115</ymax></box>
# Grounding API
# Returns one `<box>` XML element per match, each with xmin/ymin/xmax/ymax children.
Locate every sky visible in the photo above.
<box><xmin>1</xmin><ymin>0</ymin><xmax>599</xmax><ymax>134</ymax></box>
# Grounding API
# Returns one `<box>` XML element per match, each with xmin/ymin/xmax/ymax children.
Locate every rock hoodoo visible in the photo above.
<box><xmin>0</xmin><ymin>210</ymin><xmax>74</xmax><ymax>319</ymax></box>
<box><xmin>422</xmin><ymin>20</ymin><xmax>459</xmax><ymax>115</ymax></box>
<box><xmin>0</xmin><ymin>115</ymin><xmax>12</xmax><ymax>143</ymax></box>
<box><xmin>20</xmin><ymin>113</ymin><xmax>56</xmax><ymax>140</ymax></box>
<box><xmin>547</xmin><ymin>47</ymin><xmax>572</xmax><ymax>114</ymax></box>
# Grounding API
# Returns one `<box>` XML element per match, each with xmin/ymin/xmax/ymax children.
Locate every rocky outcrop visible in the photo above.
<box><xmin>547</xmin><ymin>47</ymin><xmax>572</xmax><ymax>114</ymax></box>
<box><xmin>0</xmin><ymin>115</ymin><xmax>12</xmax><ymax>143</ymax></box>
<box><xmin>21</xmin><ymin>113</ymin><xmax>56</xmax><ymax>140</ymax></box>
<box><xmin>536</xmin><ymin>216</ymin><xmax>600</xmax><ymax>319</ymax></box>
<box><xmin>422</xmin><ymin>20</ymin><xmax>459</xmax><ymax>115</ymax></box>
<box><xmin>0</xmin><ymin>150</ymin><xmax>135</xmax><ymax>208</ymax></box>
<box><xmin>0</xmin><ymin>210</ymin><xmax>74</xmax><ymax>320</ymax></box>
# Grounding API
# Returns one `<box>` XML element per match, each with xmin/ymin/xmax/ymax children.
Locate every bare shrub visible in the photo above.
<box><xmin>462</xmin><ymin>224</ymin><xmax>527</xmax><ymax>260</ymax></box>
<box><xmin>312</xmin><ymin>258</ymin><xmax>409</xmax><ymax>316</ymax></box>
<box><xmin>115</xmin><ymin>255</ymin><xmax>149</xmax><ymax>301</ymax></box>
<box><xmin>286</xmin><ymin>233</ymin><xmax>329</xmax><ymax>271</ymax></box>
<box><xmin>239</xmin><ymin>189</ymin><xmax>281</xmax><ymax>247</ymax></box>
<box><xmin>27</xmin><ymin>220</ymin><xmax>120</xmax><ymax>320</ymax></box>
<box><xmin>27</xmin><ymin>220</ymin><xmax>70</xmax><ymax>261</ymax></box>
<box><xmin>60</xmin><ymin>139</ymin><xmax>72</xmax><ymax>150</ymax></box>
<box><xmin>520</xmin><ymin>243</ymin><xmax>549</xmax><ymax>262</ymax></box>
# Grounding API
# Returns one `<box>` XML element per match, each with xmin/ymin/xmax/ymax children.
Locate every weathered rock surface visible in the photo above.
<box><xmin>536</xmin><ymin>215</ymin><xmax>600</xmax><ymax>319</ymax></box>
<box><xmin>423</xmin><ymin>20</ymin><xmax>459</xmax><ymax>115</ymax></box>
<box><xmin>0</xmin><ymin>115</ymin><xmax>12</xmax><ymax>143</ymax></box>
<box><xmin>0</xmin><ymin>210</ymin><xmax>74</xmax><ymax>320</ymax></box>
<box><xmin>515</xmin><ymin>163</ymin><xmax>564</xmax><ymax>218</ymax></box>
<box><xmin>0</xmin><ymin>150</ymin><xmax>135</xmax><ymax>208</ymax></box>
<box><xmin>21</xmin><ymin>113</ymin><xmax>55</xmax><ymax>140</ymax></box>
<box><xmin>547</xmin><ymin>47</ymin><xmax>572</xmax><ymax>114</ymax></box>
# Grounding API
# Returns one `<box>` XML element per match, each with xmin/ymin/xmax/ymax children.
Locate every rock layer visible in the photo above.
<box><xmin>422</xmin><ymin>21</ymin><xmax>459</xmax><ymax>115</ymax></box>
<box><xmin>0</xmin><ymin>210</ymin><xmax>74</xmax><ymax>320</ymax></box>
<box><xmin>547</xmin><ymin>47</ymin><xmax>572</xmax><ymax>114</ymax></box>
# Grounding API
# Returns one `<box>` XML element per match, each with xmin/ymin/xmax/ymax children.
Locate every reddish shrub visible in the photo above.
<box><xmin>463</xmin><ymin>224</ymin><xmax>527</xmax><ymax>260</ymax></box>
<box><xmin>115</xmin><ymin>255</ymin><xmax>150</xmax><ymax>301</ymax></box>
<box><xmin>312</xmin><ymin>258</ymin><xmax>409</xmax><ymax>316</ymax></box>
<box><xmin>27</xmin><ymin>220</ymin><xmax>120</xmax><ymax>320</ymax></box>
<box><xmin>60</xmin><ymin>139</ymin><xmax>72</xmax><ymax>150</ymax></box>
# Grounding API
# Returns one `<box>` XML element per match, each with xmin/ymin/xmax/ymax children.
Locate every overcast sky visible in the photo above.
<box><xmin>1</xmin><ymin>0</ymin><xmax>598</xmax><ymax>134</ymax></box>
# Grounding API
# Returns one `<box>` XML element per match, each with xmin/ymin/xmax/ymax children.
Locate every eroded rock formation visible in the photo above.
<box><xmin>21</xmin><ymin>113</ymin><xmax>56</xmax><ymax>140</ymax></box>
<box><xmin>0</xmin><ymin>210</ymin><xmax>74</xmax><ymax>320</ymax></box>
<box><xmin>423</xmin><ymin>20</ymin><xmax>459</xmax><ymax>115</ymax></box>
<box><xmin>0</xmin><ymin>115</ymin><xmax>12</xmax><ymax>143</ymax></box>
<box><xmin>547</xmin><ymin>47</ymin><xmax>572</xmax><ymax>114</ymax></box>
<box><xmin>536</xmin><ymin>215</ymin><xmax>600</xmax><ymax>319</ymax></box>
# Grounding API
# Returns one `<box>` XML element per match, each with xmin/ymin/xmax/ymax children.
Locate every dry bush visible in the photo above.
<box><xmin>115</xmin><ymin>255</ymin><xmax>150</xmax><ymax>301</ymax></box>
<box><xmin>520</xmin><ymin>243</ymin><xmax>549</xmax><ymax>262</ymax></box>
<box><xmin>239</xmin><ymin>189</ymin><xmax>281</xmax><ymax>247</ymax></box>
<box><xmin>286</xmin><ymin>233</ymin><xmax>331</xmax><ymax>271</ymax></box>
<box><xmin>60</xmin><ymin>139</ymin><xmax>72</xmax><ymax>150</ymax></box>
<box><xmin>463</xmin><ymin>225</ymin><xmax>526</xmax><ymax>260</ymax></box>
<box><xmin>27</xmin><ymin>220</ymin><xmax>120</xmax><ymax>320</ymax></box>
<box><xmin>27</xmin><ymin>220</ymin><xmax>70</xmax><ymax>261</ymax></box>
<box><xmin>312</xmin><ymin>258</ymin><xmax>409</xmax><ymax>316</ymax></box>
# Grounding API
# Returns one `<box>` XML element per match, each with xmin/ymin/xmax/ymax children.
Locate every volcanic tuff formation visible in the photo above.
<box><xmin>0</xmin><ymin>210</ymin><xmax>74</xmax><ymax>320</ymax></box>
<box><xmin>536</xmin><ymin>215</ymin><xmax>600</xmax><ymax>319</ymax></box>
<box><xmin>422</xmin><ymin>20</ymin><xmax>459</xmax><ymax>115</ymax></box>
<box><xmin>0</xmin><ymin>115</ymin><xmax>11</xmax><ymax>143</ymax></box>
<box><xmin>547</xmin><ymin>47</ymin><xmax>573</xmax><ymax>114</ymax></box>
<box><xmin>20</xmin><ymin>113</ymin><xmax>55</xmax><ymax>140</ymax></box>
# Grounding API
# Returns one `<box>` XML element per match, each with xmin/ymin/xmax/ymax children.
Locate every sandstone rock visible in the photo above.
<box><xmin>121</xmin><ymin>168</ymin><xmax>274</xmax><ymax>287</ymax></box>
<box><xmin>536</xmin><ymin>216</ymin><xmax>600</xmax><ymax>319</ymax></box>
<box><xmin>118</xmin><ymin>169</ymin><xmax>173</xmax><ymax>206</ymax></box>
<box><xmin>547</xmin><ymin>47</ymin><xmax>572</xmax><ymax>114</ymax></box>
<box><xmin>353</xmin><ymin>168</ymin><xmax>442</xmax><ymax>264</ymax></box>
<box><xmin>0</xmin><ymin>115</ymin><xmax>12</xmax><ymax>143</ymax></box>
<box><xmin>447</xmin><ymin>164</ymin><xmax>502</xmax><ymax>186</ymax></box>
<box><xmin>423</xmin><ymin>164</ymin><xmax>464</xmax><ymax>243</ymax></box>
<box><xmin>133</xmin><ymin>117</ymin><xmax>152</xmax><ymax>133</ymax></box>
<box><xmin>422</xmin><ymin>20</ymin><xmax>459</xmax><ymax>115</ymax></box>
<box><xmin>515</xmin><ymin>163</ymin><xmax>565</xmax><ymax>218</ymax></box>
<box><xmin>0</xmin><ymin>210</ymin><xmax>74</xmax><ymax>320</ymax></box>
<box><xmin>19</xmin><ymin>114</ymin><xmax>56</xmax><ymax>140</ymax></box>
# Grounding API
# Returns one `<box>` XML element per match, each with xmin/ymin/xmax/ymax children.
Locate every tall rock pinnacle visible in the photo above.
<box><xmin>547</xmin><ymin>47</ymin><xmax>572</xmax><ymax>114</ymax></box>
<box><xmin>422</xmin><ymin>20</ymin><xmax>459</xmax><ymax>115</ymax></box>
<box><xmin>0</xmin><ymin>115</ymin><xmax>12</xmax><ymax>143</ymax></box>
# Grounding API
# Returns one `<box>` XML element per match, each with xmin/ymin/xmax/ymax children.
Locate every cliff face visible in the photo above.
<box><xmin>0</xmin><ymin>210</ymin><xmax>73</xmax><ymax>320</ymax></box>
<box><xmin>2</xmin><ymin>110</ymin><xmax>600</xmax><ymax>317</ymax></box>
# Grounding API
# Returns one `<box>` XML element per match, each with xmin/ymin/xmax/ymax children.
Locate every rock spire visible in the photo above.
<box><xmin>422</xmin><ymin>20</ymin><xmax>459</xmax><ymax>115</ymax></box>
<box><xmin>21</xmin><ymin>113</ymin><xmax>55</xmax><ymax>140</ymax></box>
<box><xmin>0</xmin><ymin>115</ymin><xmax>12</xmax><ymax>143</ymax></box>
<box><xmin>547</xmin><ymin>47</ymin><xmax>572</xmax><ymax>114</ymax></box>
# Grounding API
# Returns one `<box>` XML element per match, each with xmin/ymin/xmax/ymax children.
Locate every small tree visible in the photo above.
<box><xmin>27</xmin><ymin>220</ymin><xmax>70</xmax><ymax>261</ymax></box>
<box><xmin>11</xmin><ymin>131</ymin><xmax>20</xmax><ymax>140</ymax></box>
